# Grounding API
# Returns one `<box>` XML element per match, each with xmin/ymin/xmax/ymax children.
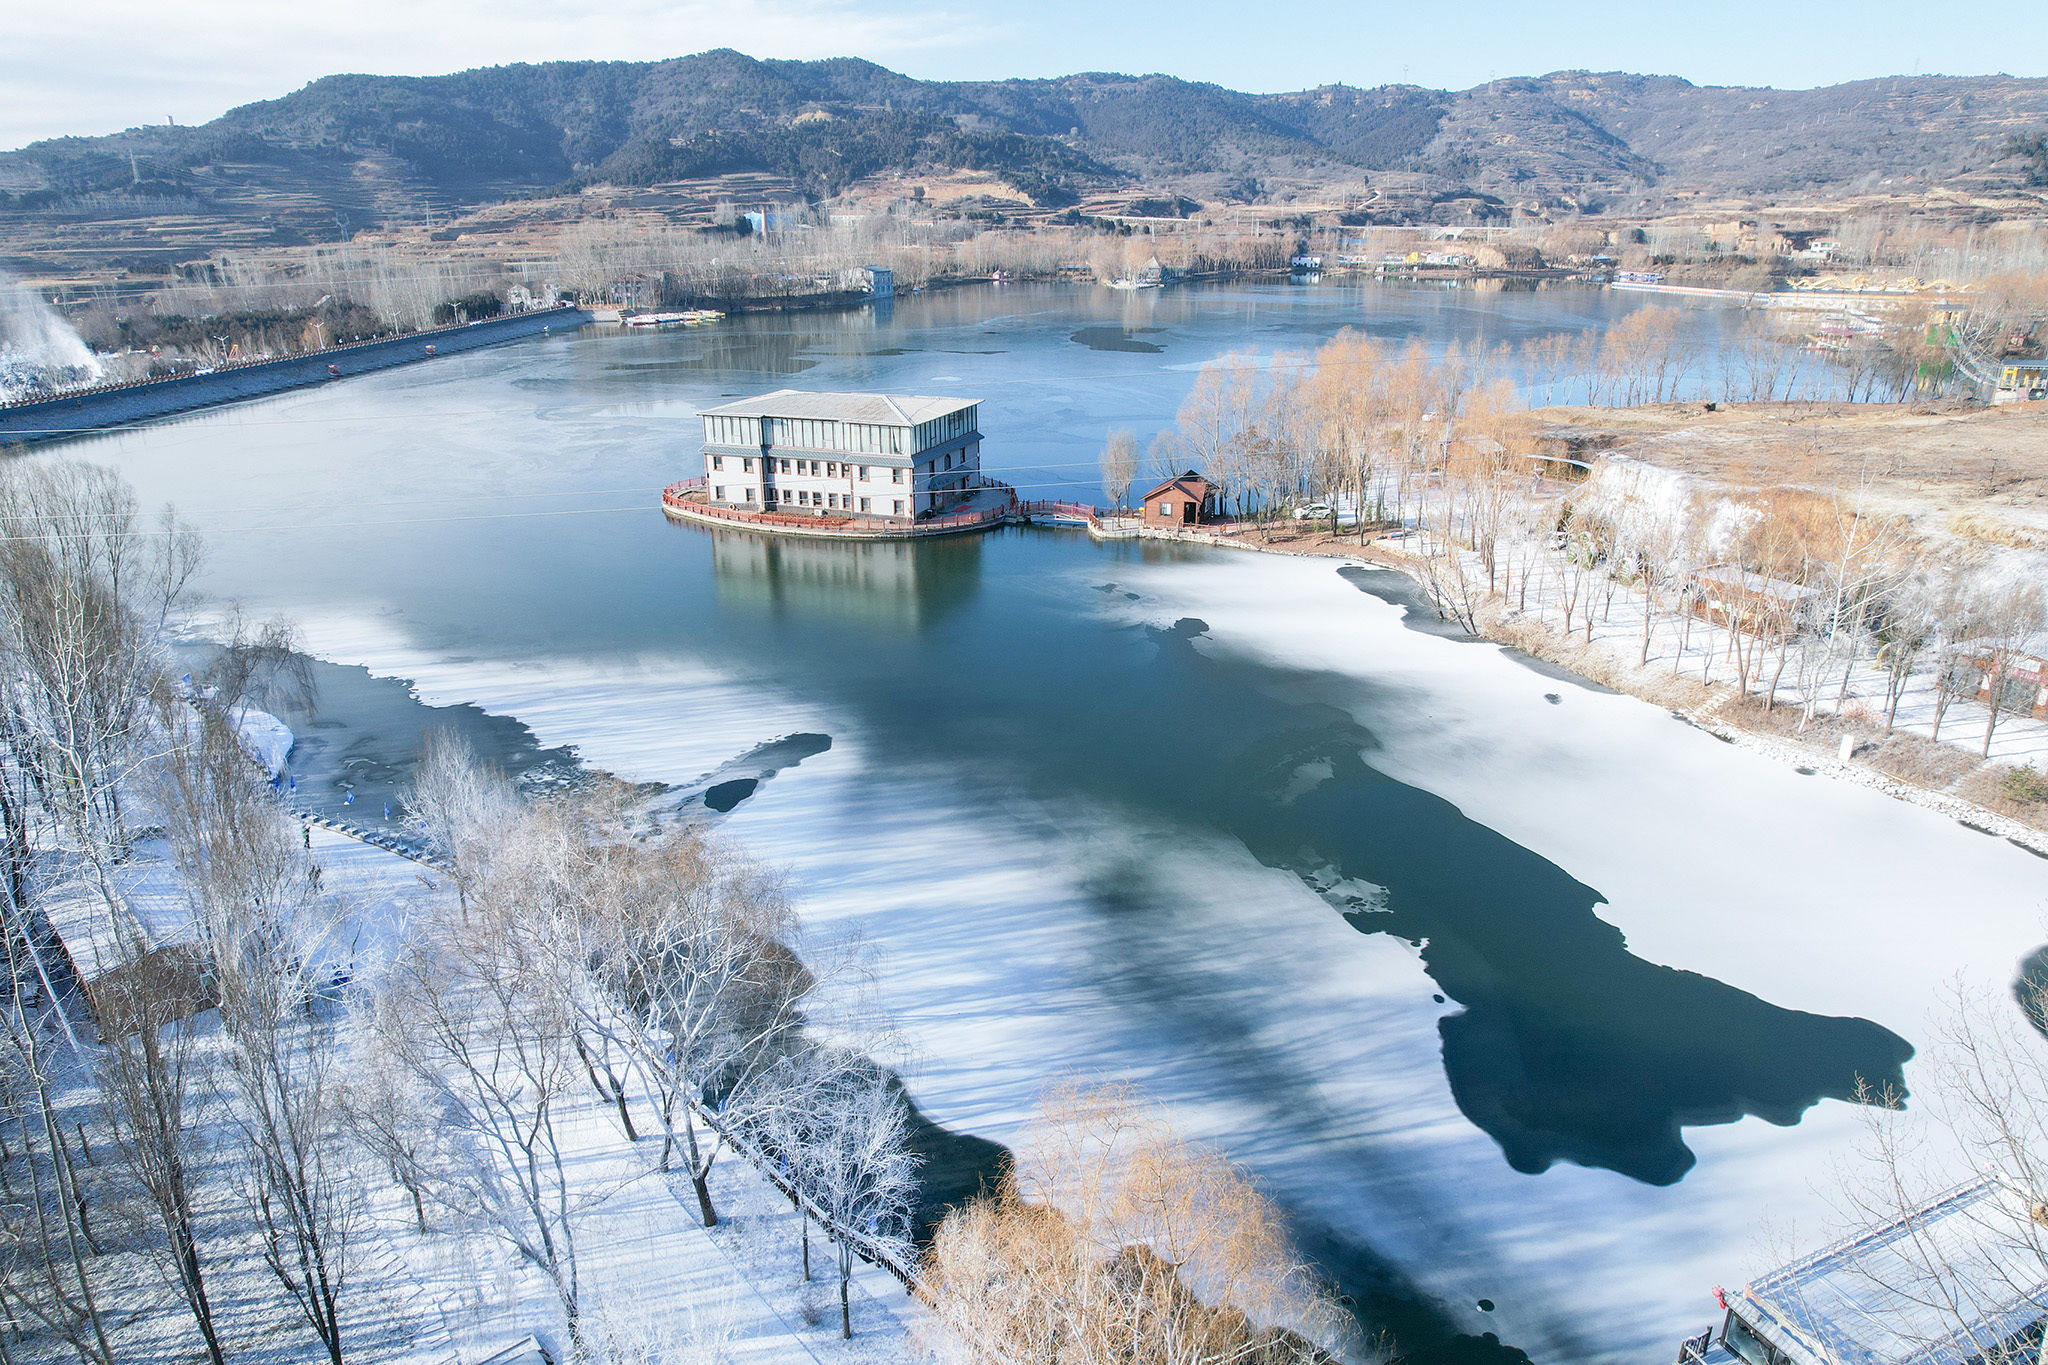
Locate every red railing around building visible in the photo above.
<box><xmin>663</xmin><ymin>478</ymin><xmax>1022</xmax><ymax>535</ymax></box>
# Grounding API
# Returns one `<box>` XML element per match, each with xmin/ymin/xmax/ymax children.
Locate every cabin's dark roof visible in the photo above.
<box><xmin>1141</xmin><ymin>470</ymin><xmax>1215</xmax><ymax>501</ymax></box>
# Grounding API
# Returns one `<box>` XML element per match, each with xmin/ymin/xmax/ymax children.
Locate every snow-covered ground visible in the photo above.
<box><xmin>278</xmin><ymin>547</ymin><xmax>2048</xmax><ymax>1365</ymax></box>
<box><xmin>62</xmin><ymin>817</ymin><xmax>918</xmax><ymax>1365</ymax></box>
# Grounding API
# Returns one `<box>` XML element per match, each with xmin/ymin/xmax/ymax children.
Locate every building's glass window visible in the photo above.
<box><xmin>742</xmin><ymin>458</ymin><xmax>754</xmax><ymax>473</ymax></box>
<box><xmin>858</xmin><ymin>465</ymin><xmax>869</xmax><ymax>481</ymax></box>
<box><xmin>893</xmin><ymin>499</ymin><xmax>904</xmax><ymax>515</ymax></box>
<box><xmin>827</xmin><ymin>461</ymin><xmax>838</xmax><ymax>477</ymax></box>
<box><xmin>892</xmin><ymin>467</ymin><xmax>904</xmax><ymax>484</ymax></box>
<box><xmin>711</xmin><ymin>455</ymin><xmax>723</xmax><ymax>471</ymax></box>
<box><xmin>714</xmin><ymin>485</ymin><xmax>725</xmax><ymax>501</ymax></box>
<box><xmin>1158</xmin><ymin>502</ymin><xmax>1173</xmax><ymax>517</ymax></box>
<box><xmin>860</xmin><ymin>497</ymin><xmax>871</xmax><ymax>512</ymax></box>
<box><xmin>743</xmin><ymin>488</ymin><xmax>756</xmax><ymax>503</ymax></box>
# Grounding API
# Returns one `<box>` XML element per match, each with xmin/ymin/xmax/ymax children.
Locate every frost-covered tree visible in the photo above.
<box><xmin>773</xmin><ymin>1059</ymin><xmax>918</xmax><ymax>1340</ymax></box>
<box><xmin>369</xmin><ymin>877</ymin><xmax>592</xmax><ymax>1346</ymax></box>
<box><xmin>580</xmin><ymin>828</ymin><xmax>818</xmax><ymax>1227</ymax></box>
<box><xmin>156</xmin><ymin>703</ymin><xmax>357</xmax><ymax>1365</ymax></box>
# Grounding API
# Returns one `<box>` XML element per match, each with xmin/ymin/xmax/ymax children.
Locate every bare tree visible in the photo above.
<box><xmin>335</xmin><ymin>1027</ymin><xmax>438</xmax><ymax>1235</ymax></box>
<box><xmin>0</xmin><ymin>461</ymin><xmax>199</xmax><ymax>922</ymax></box>
<box><xmin>0</xmin><ymin>923</ymin><xmax>116</xmax><ymax>1365</ymax></box>
<box><xmin>1972</xmin><ymin>581</ymin><xmax>2048</xmax><ymax>758</ymax></box>
<box><xmin>156</xmin><ymin>705</ymin><xmax>356</xmax><ymax>1365</ymax></box>
<box><xmin>405</xmin><ymin>729</ymin><xmax>519</xmax><ymax>913</ymax></box>
<box><xmin>1144</xmin><ymin>432</ymin><xmax>1180</xmax><ymax>488</ymax></box>
<box><xmin>769</xmin><ymin>1058</ymin><xmax>918</xmax><ymax>1339</ymax></box>
<box><xmin>370</xmin><ymin>874</ymin><xmax>592</xmax><ymax>1347</ymax></box>
<box><xmin>1814</xmin><ymin>979</ymin><xmax>2048</xmax><ymax>1365</ymax></box>
<box><xmin>1099</xmin><ymin>431</ymin><xmax>1137</xmax><ymax>512</ymax></box>
<box><xmin>921</xmin><ymin>1081</ymin><xmax>1344</xmax><ymax>1364</ymax></box>
<box><xmin>1874</xmin><ymin>569</ymin><xmax>1951</xmax><ymax>731</ymax></box>
<box><xmin>580</xmin><ymin>826</ymin><xmax>819</xmax><ymax>1229</ymax></box>
<box><xmin>92</xmin><ymin>951</ymin><xmax>224</xmax><ymax>1365</ymax></box>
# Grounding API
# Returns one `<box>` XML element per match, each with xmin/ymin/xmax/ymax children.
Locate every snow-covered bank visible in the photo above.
<box><xmin>1187</xmin><ymin>508</ymin><xmax>2048</xmax><ymax>851</ymax></box>
<box><xmin>80</xmin><ymin>813</ymin><xmax>918</xmax><ymax>1365</ymax></box>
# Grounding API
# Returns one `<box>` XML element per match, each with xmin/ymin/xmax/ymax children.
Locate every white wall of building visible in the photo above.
<box><xmin>701</xmin><ymin>407</ymin><xmax>981</xmax><ymax>521</ymax></box>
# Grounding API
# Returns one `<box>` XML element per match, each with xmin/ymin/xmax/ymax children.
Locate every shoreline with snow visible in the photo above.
<box><xmin>1154</xmin><ymin>522</ymin><xmax>2048</xmax><ymax>857</ymax></box>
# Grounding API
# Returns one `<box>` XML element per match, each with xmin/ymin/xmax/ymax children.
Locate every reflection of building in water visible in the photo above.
<box><xmin>699</xmin><ymin>390</ymin><xmax>982</xmax><ymax>522</ymax></box>
<box><xmin>708</xmin><ymin>531</ymin><xmax>981</xmax><ymax>632</ymax></box>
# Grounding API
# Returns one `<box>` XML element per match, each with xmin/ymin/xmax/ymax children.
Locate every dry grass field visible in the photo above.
<box><xmin>1533</xmin><ymin>399</ymin><xmax>2048</xmax><ymax>549</ymax></box>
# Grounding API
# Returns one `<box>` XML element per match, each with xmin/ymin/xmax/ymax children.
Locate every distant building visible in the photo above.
<box><xmin>1139</xmin><ymin>470</ymin><xmax>1220</xmax><ymax>526</ymax></box>
<box><xmin>1998</xmin><ymin>360</ymin><xmax>2048</xmax><ymax>397</ymax></box>
<box><xmin>1687</xmin><ymin>565</ymin><xmax>1820</xmax><ymax>640</ymax></box>
<box><xmin>698</xmin><ymin>390</ymin><xmax>982</xmax><ymax>523</ymax></box>
<box><xmin>1680</xmin><ymin>1177</ymin><xmax>2048</xmax><ymax>1365</ymax></box>
<box><xmin>743</xmin><ymin>209</ymin><xmax>801</xmax><ymax>234</ymax></box>
<box><xmin>1952</xmin><ymin>633</ymin><xmax>2048</xmax><ymax>721</ymax></box>
<box><xmin>836</xmin><ymin>266</ymin><xmax>894</xmax><ymax>298</ymax></box>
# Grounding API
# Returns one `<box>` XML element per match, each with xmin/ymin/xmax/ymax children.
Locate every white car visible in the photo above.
<box><xmin>1293</xmin><ymin>502</ymin><xmax>1335</xmax><ymax>520</ymax></box>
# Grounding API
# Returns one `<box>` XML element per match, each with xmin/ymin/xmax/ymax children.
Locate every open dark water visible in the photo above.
<box><xmin>48</xmin><ymin>281</ymin><xmax>2041</xmax><ymax>1363</ymax></box>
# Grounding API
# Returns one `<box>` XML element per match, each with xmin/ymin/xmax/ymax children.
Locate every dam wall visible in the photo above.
<box><xmin>0</xmin><ymin>305</ymin><xmax>591</xmax><ymax>446</ymax></box>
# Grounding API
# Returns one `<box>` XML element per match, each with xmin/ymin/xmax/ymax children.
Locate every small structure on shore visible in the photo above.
<box><xmin>1678</xmin><ymin>1176</ymin><xmax>2048</xmax><ymax>1365</ymax></box>
<box><xmin>1952</xmin><ymin>633</ymin><xmax>2048</xmax><ymax>721</ymax></box>
<box><xmin>1139</xmin><ymin>470</ymin><xmax>1220</xmax><ymax>527</ymax></box>
<box><xmin>1687</xmin><ymin>564</ymin><xmax>1819</xmax><ymax>640</ymax></box>
<box><xmin>698</xmin><ymin>390</ymin><xmax>983</xmax><ymax>524</ymax></box>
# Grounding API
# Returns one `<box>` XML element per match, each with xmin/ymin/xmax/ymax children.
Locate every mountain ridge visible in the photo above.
<box><xmin>4</xmin><ymin>52</ymin><xmax>2046</xmax><ymax>241</ymax></box>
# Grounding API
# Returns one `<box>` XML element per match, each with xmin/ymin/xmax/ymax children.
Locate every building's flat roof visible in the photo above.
<box><xmin>699</xmin><ymin>390</ymin><xmax>978</xmax><ymax>426</ymax></box>
<box><xmin>1738</xmin><ymin>1178</ymin><xmax>2048</xmax><ymax>1365</ymax></box>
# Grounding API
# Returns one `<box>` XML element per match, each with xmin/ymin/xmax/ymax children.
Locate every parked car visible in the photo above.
<box><xmin>1293</xmin><ymin>502</ymin><xmax>1335</xmax><ymax>520</ymax></box>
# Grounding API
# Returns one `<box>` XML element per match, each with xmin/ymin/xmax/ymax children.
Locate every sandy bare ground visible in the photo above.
<box><xmin>1532</xmin><ymin>399</ymin><xmax>2048</xmax><ymax>548</ymax></box>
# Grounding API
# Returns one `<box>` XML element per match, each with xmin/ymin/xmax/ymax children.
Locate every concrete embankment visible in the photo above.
<box><xmin>0</xmin><ymin>305</ymin><xmax>591</xmax><ymax>446</ymax></box>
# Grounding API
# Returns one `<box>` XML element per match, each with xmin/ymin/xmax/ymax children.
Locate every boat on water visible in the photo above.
<box><xmin>623</xmin><ymin>310</ymin><xmax>727</xmax><ymax>328</ymax></box>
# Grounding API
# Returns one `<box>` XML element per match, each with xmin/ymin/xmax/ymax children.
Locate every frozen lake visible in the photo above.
<box><xmin>56</xmin><ymin>281</ymin><xmax>2048</xmax><ymax>1362</ymax></box>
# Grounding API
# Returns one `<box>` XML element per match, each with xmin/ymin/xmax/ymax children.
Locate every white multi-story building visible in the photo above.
<box><xmin>698</xmin><ymin>390</ymin><xmax>983</xmax><ymax>523</ymax></box>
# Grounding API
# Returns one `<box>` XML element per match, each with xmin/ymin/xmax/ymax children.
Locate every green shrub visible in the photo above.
<box><xmin>2000</xmin><ymin>764</ymin><xmax>2048</xmax><ymax>805</ymax></box>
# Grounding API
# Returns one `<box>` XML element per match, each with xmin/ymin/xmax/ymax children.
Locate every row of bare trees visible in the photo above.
<box><xmin>1532</xmin><ymin>462</ymin><xmax>2046</xmax><ymax>754</ymax></box>
<box><xmin>1120</xmin><ymin>338</ymin><xmax>2043</xmax><ymax>758</ymax></box>
<box><xmin>0</xmin><ymin>458</ymin><xmax>927</xmax><ymax>1361</ymax></box>
<box><xmin>381</xmin><ymin>735</ymin><xmax>922</xmax><ymax>1348</ymax></box>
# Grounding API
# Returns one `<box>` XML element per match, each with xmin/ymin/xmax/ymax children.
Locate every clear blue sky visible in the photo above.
<box><xmin>5</xmin><ymin>0</ymin><xmax>2043</xmax><ymax>151</ymax></box>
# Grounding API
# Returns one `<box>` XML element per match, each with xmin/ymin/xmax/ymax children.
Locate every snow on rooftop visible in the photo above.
<box><xmin>698</xmin><ymin>389</ymin><xmax>978</xmax><ymax>426</ymax></box>
<box><xmin>1693</xmin><ymin>564</ymin><xmax>1824</xmax><ymax>602</ymax></box>
<box><xmin>1739</xmin><ymin>1178</ymin><xmax>2048</xmax><ymax>1365</ymax></box>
